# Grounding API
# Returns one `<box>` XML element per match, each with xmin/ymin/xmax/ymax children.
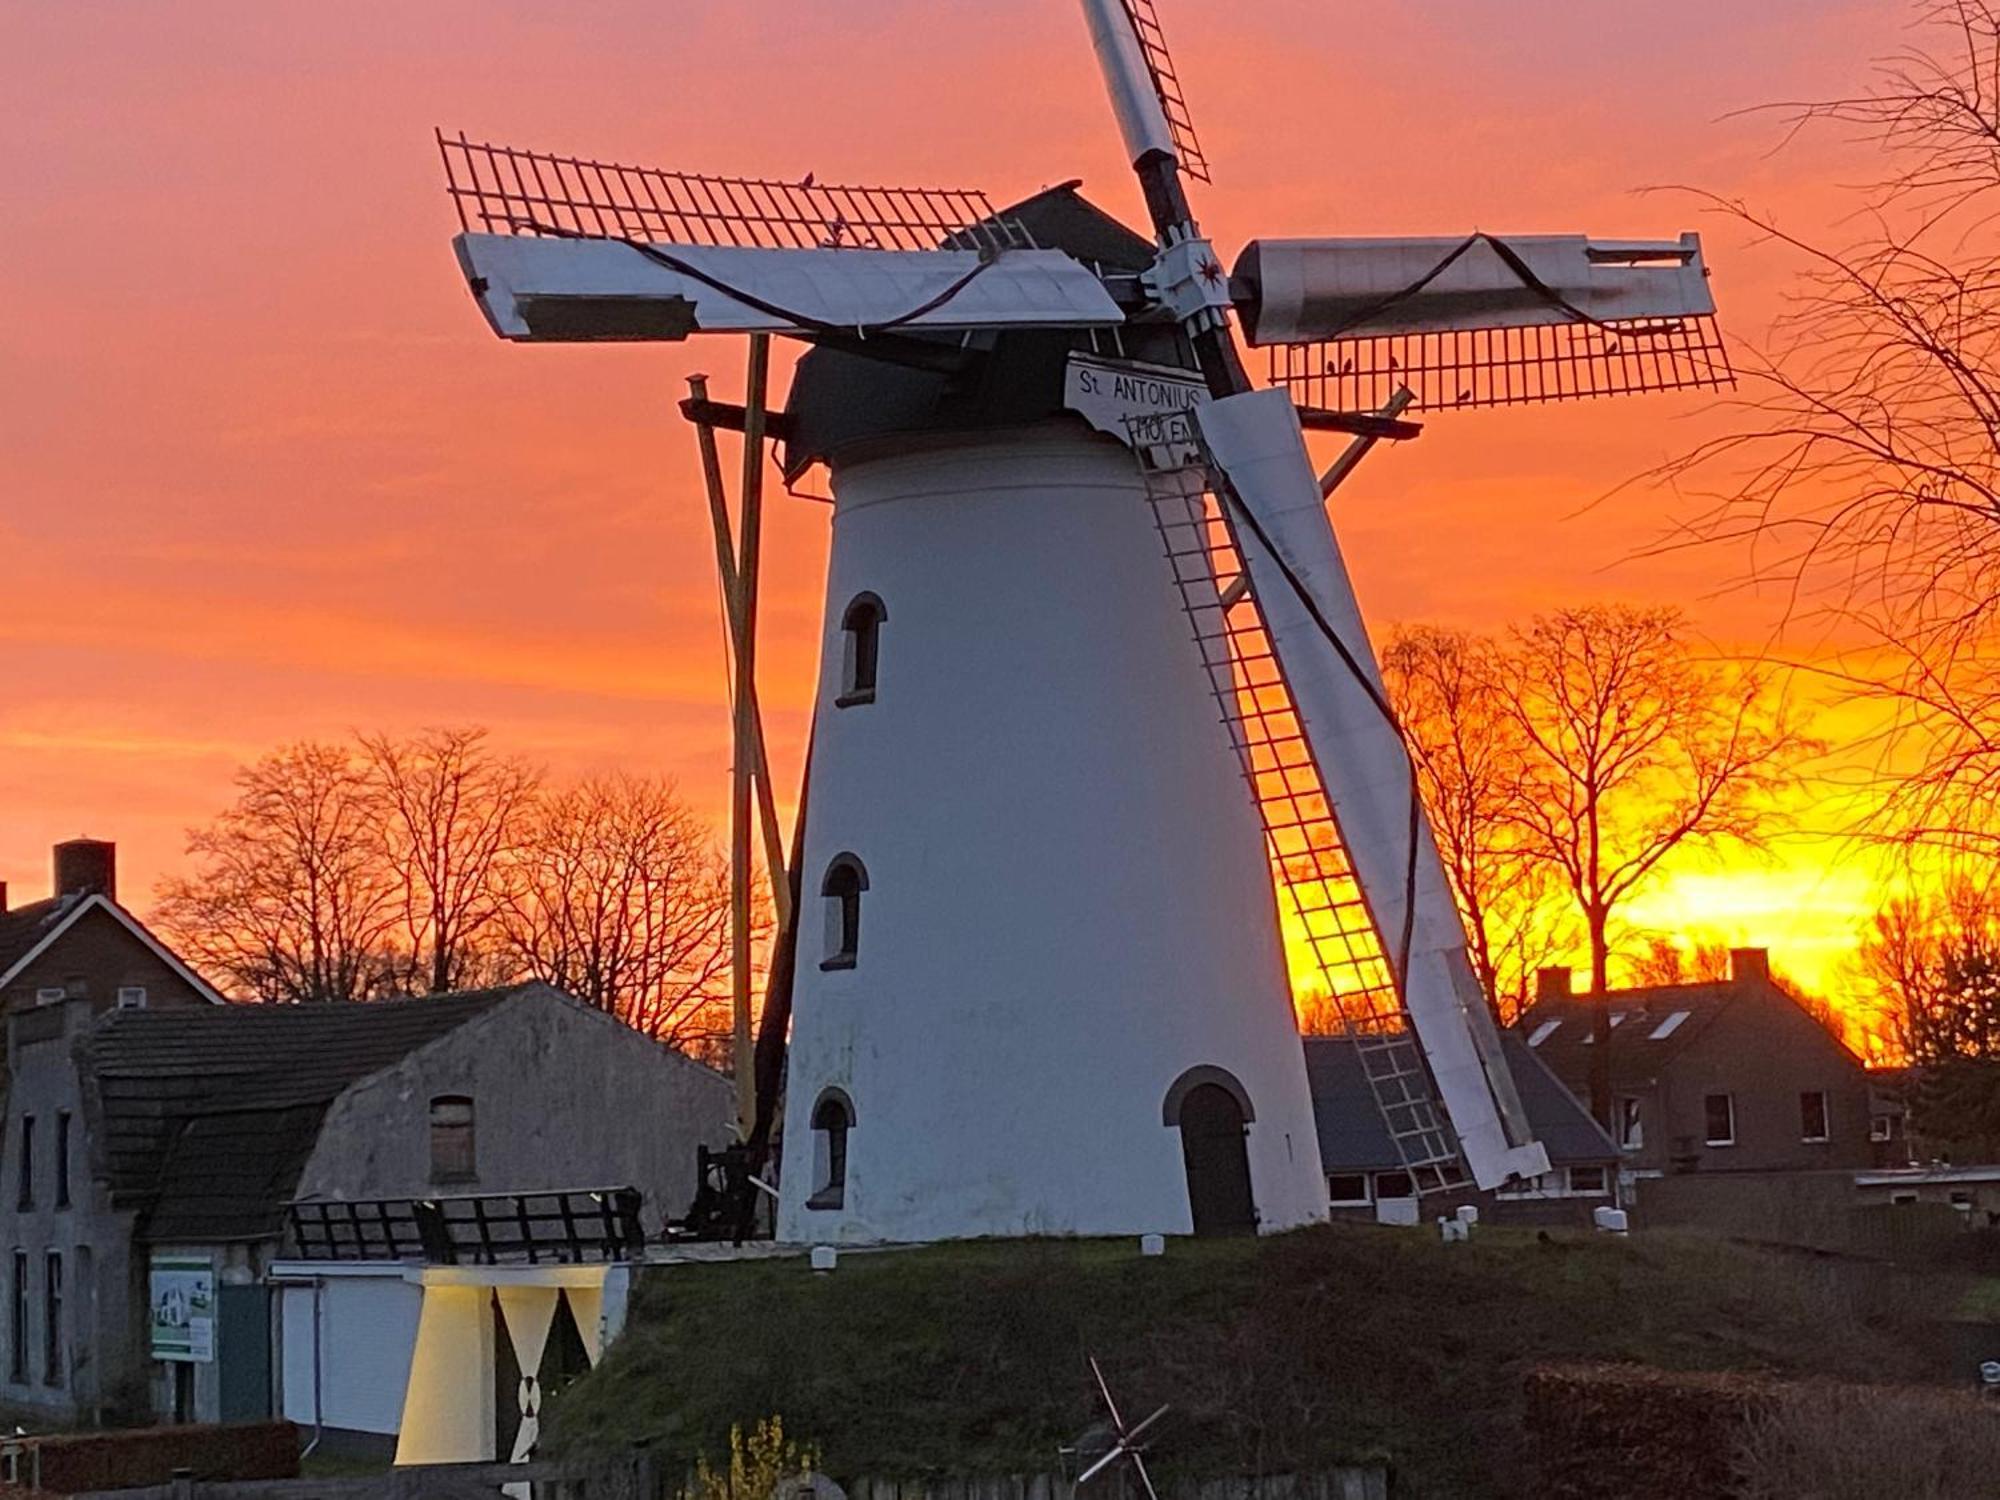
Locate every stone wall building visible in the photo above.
<box><xmin>2</xmin><ymin>955</ymin><xmax>732</xmax><ymax>1428</ymax></box>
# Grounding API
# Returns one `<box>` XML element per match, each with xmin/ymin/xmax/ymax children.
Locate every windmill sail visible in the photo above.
<box><xmin>440</xmin><ymin>132</ymin><xmax>1121</xmax><ymax>345</ymax></box>
<box><xmin>455</xmin><ymin>235</ymin><xmax>1125</xmax><ymax>343</ymax></box>
<box><xmin>1236</xmin><ymin>233</ymin><xmax>1731</xmax><ymax>412</ymax></box>
<box><xmin>1147</xmin><ymin>389</ymin><xmax>1549</xmax><ymax>1193</ymax></box>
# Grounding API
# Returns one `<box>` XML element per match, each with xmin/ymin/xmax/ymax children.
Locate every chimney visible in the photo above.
<box><xmin>1537</xmin><ymin>966</ymin><xmax>1574</xmax><ymax>1002</ymax></box>
<box><xmin>0</xmin><ymin>880</ymin><xmax>7</xmax><ymax>915</ymax></box>
<box><xmin>1729</xmin><ymin>947</ymin><xmax>1771</xmax><ymax>985</ymax></box>
<box><xmin>53</xmin><ymin>839</ymin><xmax>116</xmax><ymax>903</ymax></box>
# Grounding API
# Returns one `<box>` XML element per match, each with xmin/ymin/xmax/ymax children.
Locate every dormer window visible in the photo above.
<box><xmin>836</xmin><ymin>593</ymin><xmax>886</xmax><ymax>707</ymax></box>
<box><xmin>820</xmin><ymin>855</ymin><xmax>868</xmax><ymax>971</ymax></box>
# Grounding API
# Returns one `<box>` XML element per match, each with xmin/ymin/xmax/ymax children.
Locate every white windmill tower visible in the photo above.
<box><xmin>438</xmin><ymin>0</ymin><xmax>1730</xmax><ymax>1244</ymax></box>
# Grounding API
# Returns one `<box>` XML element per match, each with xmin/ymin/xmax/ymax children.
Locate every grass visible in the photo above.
<box><xmin>545</xmin><ymin>1225</ymin><xmax>1954</xmax><ymax>1500</ymax></box>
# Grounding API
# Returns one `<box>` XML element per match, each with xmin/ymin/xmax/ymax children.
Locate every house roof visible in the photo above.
<box><xmin>80</xmin><ymin>986</ymin><xmax>525</xmax><ymax>1242</ymax></box>
<box><xmin>0</xmin><ymin>895</ymin><xmax>86</xmax><ymax>985</ymax></box>
<box><xmin>1514</xmin><ymin>981</ymin><xmax>1742</xmax><ymax>1085</ymax></box>
<box><xmin>1304</xmin><ymin>1031</ymin><xmax>1617</xmax><ymax>1175</ymax></box>
<box><xmin>0</xmin><ymin>892</ymin><xmax>226</xmax><ymax>1004</ymax></box>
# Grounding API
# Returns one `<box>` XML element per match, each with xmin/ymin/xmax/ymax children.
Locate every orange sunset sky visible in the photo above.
<box><xmin>1</xmin><ymin>0</ymin><xmax>1921</xmax><ymax>1012</ymax></box>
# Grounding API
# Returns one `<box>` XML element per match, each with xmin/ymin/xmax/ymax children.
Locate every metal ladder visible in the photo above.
<box><xmin>1137</xmin><ymin>445</ymin><xmax>1465</xmax><ymax>1191</ymax></box>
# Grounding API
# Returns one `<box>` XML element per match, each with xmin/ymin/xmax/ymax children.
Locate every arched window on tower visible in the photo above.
<box><xmin>808</xmin><ymin>1089</ymin><xmax>854</xmax><ymax>1210</ymax></box>
<box><xmin>429</xmin><ymin>1095</ymin><xmax>477</xmax><ymax>1183</ymax></box>
<box><xmin>837</xmin><ymin>593</ymin><xmax>886</xmax><ymax>706</ymax></box>
<box><xmin>820</xmin><ymin>855</ymin><xmax>868</xmax><ymax>971</ymax></box>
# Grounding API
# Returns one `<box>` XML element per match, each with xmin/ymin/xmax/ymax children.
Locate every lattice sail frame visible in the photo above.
<box><xmin>1118</xmin><ymin>0</ymin><xmax>1211</xmax><ymax>182</ymax></box>
<box><xmin>437</xmin><ymin>130</ymin><xmax>1032</xmax><ymax>253</ymax></box>
<box><xmin>1269</xmin><ymin>314</ymin><xmax>1733</xmax><ymax>413</ymax></box>
<box><xmin>1133</xmin><ymin>436</ymin><xmax>1464</xmax><ymax>1192</ymax></box>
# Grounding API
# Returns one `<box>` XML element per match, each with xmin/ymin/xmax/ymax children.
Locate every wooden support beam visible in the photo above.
<box><xmin>679</xmin><ymin>397</ymin><xmax>797</xmax><ymax>442</ymax></box>
<box><xmin>731</xmin><ymin>336</ymin><xmax>770</xmax><ymax>1139</ymax></box>
<box><xmin>1295</xmin><ymin>404</ymin><xmax>1422</xmax><ymax>441</ymax></box>
<box><xmin>1318</xmin><ymin>386</ymin><xmax>1417</xmax><ymax>498</ymax></box>
<box><xmin>686</xmin><ymin>374</ymin><xmax>793</xmax><ymax>936</ymax></box>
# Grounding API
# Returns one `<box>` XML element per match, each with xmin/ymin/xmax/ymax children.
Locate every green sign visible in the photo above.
<box><xmin>148</xmin><ymin>1256</ymin><xmax>214</xmax><ymax>1364</ymax></box>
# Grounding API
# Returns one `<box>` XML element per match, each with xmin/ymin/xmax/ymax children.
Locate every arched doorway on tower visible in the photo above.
<box><xmin>1164</xmin><ymin>1067</ymin><xmax>1258</xmax><ymax>1236</ymax></box>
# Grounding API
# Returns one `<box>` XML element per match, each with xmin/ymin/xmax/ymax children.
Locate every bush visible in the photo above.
<box><xmin>1735</xmin><ymin>1382</ymin><xmax>2000</xmax><ymax>1500</ymax></box>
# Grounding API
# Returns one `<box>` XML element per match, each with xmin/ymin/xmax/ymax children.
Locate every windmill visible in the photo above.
<box><xmin>438</xmin><ymin>0</ymin><xmax>1730</xmax><ymax>1243</ymax></box>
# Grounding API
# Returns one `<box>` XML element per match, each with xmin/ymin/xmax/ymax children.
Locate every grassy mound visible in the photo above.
<box><xmin>546</xmin><ymin>1225</ymin><xmax>1950</xmax><ymax>1499</ymax></box>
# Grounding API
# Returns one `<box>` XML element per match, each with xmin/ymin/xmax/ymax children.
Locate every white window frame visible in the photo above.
<box><xmin>1567</xmin><ymin>1165</ymin><xmax>1610</xmax><ymax>1196</ymax></box>
<box><xmin>115</xmin><ymin>986</ymin><xmax>147</xmax><ymax>1010</ymax></box>
<box><xmin>33</xmin><ymin>988</ymin><xmax>64</xmax><ymax>1008</ymax></box>
<box><xmin>1870</xmin><ymin>1115</ymin><xmax>1894</xmax><ymax>1143</ymax></box>
<box><xmin>1326</xmin><ymin>1173</ymin><xmax>1372</xmax><ymax>1207</ymax></box>
<box><xmin>1616</xmin><ymin>1095</ymin><xmax>1644</xmax><ymax>1151</ymax></box>
<box><xmin>1800</xmin><ymin>1089</ymin><xmax>1830</xmax><ymax>1143</ymax></box>
<box><xmin>1372</xmin><ymin>1170</ymin><xmax>1416</xmax><ymax>1201</ymax></box>
<box><xmin>1704</xmin><ymin>1092</ymin><xmax>1737</xmax><ymax>1148</ymax></box>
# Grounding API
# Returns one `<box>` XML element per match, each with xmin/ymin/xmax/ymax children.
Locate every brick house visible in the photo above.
<box><xmin>1516</xmin><ymin>948</ymin><xmax>1876</xmax><ymax>1179</ymax></box>
<box><xmin>0</xmin><ymin>840</ymin><xmax>223</xmax><ymax>1019</ymax></box>
<box><xmin>1306</xmin><ymin>1030</ymin><xmax>1620</xmax><ymax>1226</ymax></box>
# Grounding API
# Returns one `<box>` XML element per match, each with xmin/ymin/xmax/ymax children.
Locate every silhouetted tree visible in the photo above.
<box><xmin>1861</xmin><ymin>873</ymin><xmax>2000</xmax><ymax>1150</ymax></box>
<box><xmin>156</xmin><ymin>741</ymin><xmax>400</xmax><ymax>1003</ymax></box>
<box><xmin>1500</xmin><ymin>605</ymin><xmax>1810</xmax><ymax>1120</ymax></box>
<box><xmin>497</xmin><ymin>774</ymin><xmax>744</xmax><ymax>1056</ymax></box>
<box><xmin>1381</xmin><ymin>623</ymin><xmax>1570</xmax><ymax>1022</ymax></box>
<box><xmin>1665</xmin><ymin>0</ymin><xmax>2000</xmax><ymax>860</ymax></box>
<box><xmin>362</xmin><ymin>727</ymin><xmax>540</xmax><ymax>993</ymax></box>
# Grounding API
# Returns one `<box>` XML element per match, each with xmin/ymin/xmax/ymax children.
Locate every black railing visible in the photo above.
<box><xmin>286</xmin><ymin>1187</ymin><xmax>646</xmax><ymax>1265</ymax></box>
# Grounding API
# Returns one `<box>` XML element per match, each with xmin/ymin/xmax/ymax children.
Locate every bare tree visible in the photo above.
<box><xmin>1625</xmin><ymin>935</ymin><xmax>1733</xmax><ymax>988</ymax></box>
<box><xmin>498</xmin><ymin>774</ymin><xmax>745</xmax><ymax>1056</ymax></box>
<box><xmin>156</xmin><ymin>741</ymin><xmax>400</xmax><ymax>1003</ymax></box>
<box><xmin>1859</xmin><ymin>869</ymin><xmax>2000</xmax><ymax>1148</ymax></box>
<box><xmin>1662</xmin><ymin>0</ymin><xmax>2000</xmax><ymax>858</ymax></box>
<box><xmin>362</xmin><ymin>727</ymin><xmax>541</xmax><ymax>994</ymax></box>
<box><xmin>1381</xmin><ymin>623</ymin><xmax>1571</xmax><ymax>1023</ymax></box>
<box><xmin>1501</xmin><ymin>605</ymin><xmax>1810</xmax><ymax>1120</ymax></box>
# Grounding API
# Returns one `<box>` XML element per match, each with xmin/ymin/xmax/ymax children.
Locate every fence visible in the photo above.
<box><xmin>66</xmin><ymin>1462</ymin><xmax>1389</xmax><ymax>1500</ymax></box>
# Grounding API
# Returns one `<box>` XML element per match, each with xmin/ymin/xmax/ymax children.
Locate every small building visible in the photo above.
<box><xmin>1</xmin><ymin>975</ymin><xmax>732</xmax><ymax>1431</ymax></box>
<box><xmin>0</xmin><ymin>840</ymin><xmax>225</xmax><ymax>1426</ymax></box>
<box><xmin>1516</xmin><ymin>948</ymin><xmax>1876</xmax><ymax>1181</ymax></box>
<box><xmin>1853</xmin><ymin>1164</ymin><xmax>2000</xmax><ymax>1225</ymax></box>
<box><xmin>1304</xmin><ymin>1031</ymin><xmax>1619</xmax><ymax>1226</ymax></box>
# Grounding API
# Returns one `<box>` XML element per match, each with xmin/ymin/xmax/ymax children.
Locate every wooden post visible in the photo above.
<box><xmin>730</xmin><ymin>333</ymin><xmax>772</xmax><ymax>1138</ymax></box>
<box><xmin>686</xmin><ymin>374</ymin><xmax>792</xmax><ymax>934</ymax></box>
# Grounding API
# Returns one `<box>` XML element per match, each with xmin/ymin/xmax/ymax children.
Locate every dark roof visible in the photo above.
<box><xmin>781</xmin><ymin>181</ymin><xmax>1194</xmax><ymax>477</ymax></box>
<box><xmin>0</xmin><ymin>894</ymin><xmax>85</xmax><ymax>982</ymax></box>
<box><xmin>81</xmin><ymin>987</ymin><xmax>523</xmax><ymax>1242</ymax></box>
<box><xmin>1515</xmin><ymin>981</ymin><xmax>1743</xmax><ymax>1085</ymax></box>
<box><xmin>1305</xmin><ymin>1032</ymin><xmax>1617</xmax><ymax>1174</ymax></box>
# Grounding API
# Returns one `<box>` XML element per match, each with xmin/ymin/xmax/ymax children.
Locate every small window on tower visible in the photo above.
<box><xmin>429</xmin><ymin>1096</ymin><xmax>477</xmax><ymax>1183</ymax></box>
<box><xmin>837</xmin><ymin>593</ymin><xmax>887</xmax><ymax>707</ymax></box>
<box><xmin>820</xmin><ymin>855</ymin><xmax>868</xmax><ymax>971</ymax></box>
<box><xmin>808</xmin><ymin>1090</ymin><xmax>854</xmax><ymax>1210</ymax></box>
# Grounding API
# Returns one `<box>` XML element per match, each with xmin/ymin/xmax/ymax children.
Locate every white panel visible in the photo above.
<box><xmin>1079</xmin><ymin>0</ymin><xmax>1177</xmax><ymax>166</ymax></box>
<box><xmin>1196</xmin><ymin>389</ymin><xmax>1549</xmax><ymax>1191</ymax></box>
<box><xmin>1238</xmin><ymin>233</ymin><xmax>1716</xmax><ymax>345</ymax></box>
<box><xmin>455</xmin><ymin>235</ymin><xmax>1124</xmax><ymax>342</ymax></box>
<box><xmin>278</xmin><ymin>1274</ymin><xmax>424</xmax><ymax>1437</ymax></box>
<box><xmin>776</xmin><ymin>426</ymin><xmax>1329</xmax><ymax>1244</ymax></box>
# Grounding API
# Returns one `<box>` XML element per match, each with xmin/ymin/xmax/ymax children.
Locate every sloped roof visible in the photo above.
<box><xmin>1305</xmin><ymin>1031</ymin><xmax>1618</xmax><ymax>1174</ymax></box>
<box><xmin>0</xmin><ymin>895</ymin><xmax>84</xmax><ymax>983</ymax></box>
<box><xmin>0</xmin><ymin>892</ymin><xmax>226</xmax><ymax>1003</ymax></box>
<box><xmin>81</xmin><ymin>987</ymin><xmax>523</xmax><ymax>1242</ymax></box>
<box><xmin>1516</xmin><ymin>982</ymin><xmax>1743</xmax><ymax>1087</ymax></box>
